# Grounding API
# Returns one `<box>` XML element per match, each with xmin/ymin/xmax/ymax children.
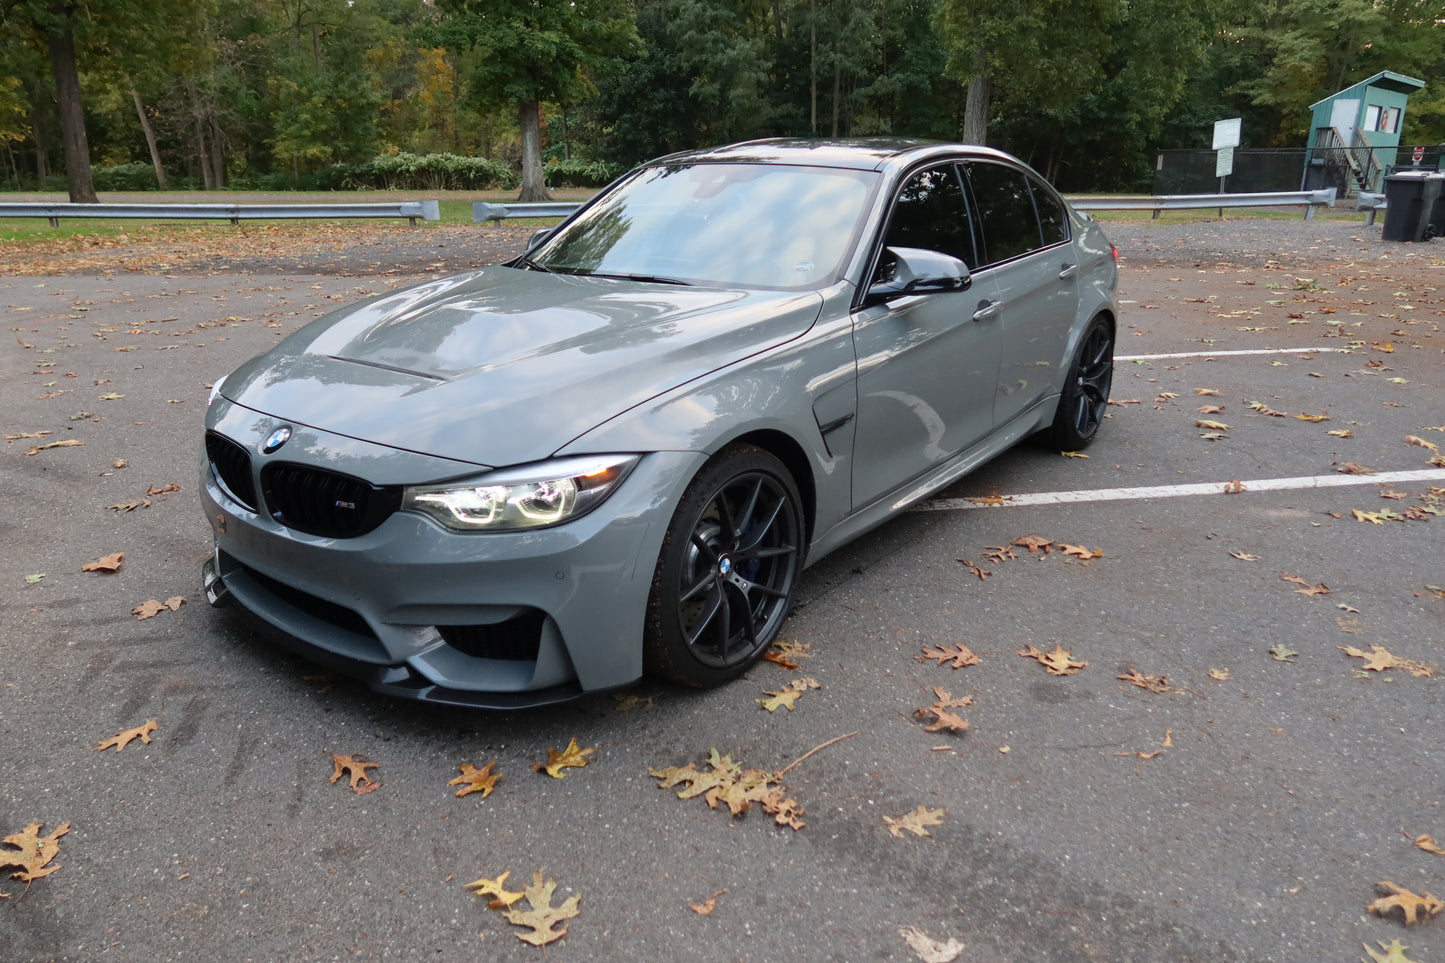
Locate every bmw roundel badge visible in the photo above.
<box><xmin>261</xmin><ymin>426</ymin><xmax>293</xmax><ymax>454</ymax></box>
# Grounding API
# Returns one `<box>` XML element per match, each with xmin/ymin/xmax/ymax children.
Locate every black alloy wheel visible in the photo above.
<box><xmin>1047</xmin><ymin>316</ymin><xmax>1114</xmax><ymax>450</ymax></box>
<box><xmin>645</xmin><ymin>445</ymin><xmax>803</xmax><ymax>687</ymax></box>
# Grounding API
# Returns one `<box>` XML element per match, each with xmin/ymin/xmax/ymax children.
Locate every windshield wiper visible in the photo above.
<box><xmin>515</xmin><ymin>255</ymin><xmax>552</xmax><ymax>273</ymax></box>
<box><xmin>586</xmin><ymin>272</ymin><xmax>691</xmax><ymax>286</ymax></box>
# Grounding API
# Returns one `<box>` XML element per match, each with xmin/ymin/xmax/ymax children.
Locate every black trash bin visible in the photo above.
<box><xmin>1382</xmin><ymin>171</ymin><xmax>1445</xmax><ymax>242</ymax></box>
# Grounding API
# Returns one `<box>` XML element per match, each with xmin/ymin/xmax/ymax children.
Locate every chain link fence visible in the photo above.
<box><xmin>1154</xmin><ymin>146</ymin><xmax>1444</xmax><ymax>195</ymax></box>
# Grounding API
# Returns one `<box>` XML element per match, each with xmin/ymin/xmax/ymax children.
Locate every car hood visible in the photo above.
<box><xmin>220</xmin><ymin>267</ymin><xmax>823</xmax><ymax>469</ymax></box>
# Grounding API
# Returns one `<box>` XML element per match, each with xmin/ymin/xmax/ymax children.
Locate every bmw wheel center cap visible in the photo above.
<box><xmin>262</xmin><ymin>426</ymin><xmax>293</xmax><ymax>454</ymax></box>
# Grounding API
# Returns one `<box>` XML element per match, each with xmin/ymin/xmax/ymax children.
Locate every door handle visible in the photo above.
<box><xmin>1058</xmin><ymin>263</ymin><xmax>1079</xmax><ymax>280</ymax></box>
<box><xmin>972</xmin><ymin>299</ymin><xmax>1000</xmax><ymax>322</ymax></box>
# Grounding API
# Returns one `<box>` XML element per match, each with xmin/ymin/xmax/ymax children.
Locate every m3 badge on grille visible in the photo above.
<box><xmin>261</xmin><ymin>426</ymin><xmax>292</xmax><ymax>454</ymax></box>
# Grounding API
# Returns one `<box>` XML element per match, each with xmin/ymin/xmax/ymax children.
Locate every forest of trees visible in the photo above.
<box><xmin>2</xmin><ymin>0</ymin><xmax>1443</xmax><ymax>200</ymax></box>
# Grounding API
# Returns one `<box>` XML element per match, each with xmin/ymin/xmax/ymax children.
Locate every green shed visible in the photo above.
<box><xmin>1303</xmin><ymin>70</ymin><xmax>1425</xmax><ymax>194</ymax></box>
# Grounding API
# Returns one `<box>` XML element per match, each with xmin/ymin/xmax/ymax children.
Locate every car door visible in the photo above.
<box><xmin>965</xmin><ymin>161</ymin><xmax>1081</xmax><ymax>430</ymax></box>
<box><xmin>849</xmin><ymin>162</ymin><xmax>1004</xmax><ymax>510</ymax></box>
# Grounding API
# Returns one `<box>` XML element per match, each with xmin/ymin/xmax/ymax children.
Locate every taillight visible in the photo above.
<box><xmin>1110</xmin><ymin>243</ymin><xmax>1119</xmax><ymax>264</ymax></box>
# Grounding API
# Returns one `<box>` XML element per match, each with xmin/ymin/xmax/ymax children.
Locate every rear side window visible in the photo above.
<box><xmin>966</xmin><ymin>162</ymin><xmax>1044</xmax><ymax>266</ymax></box>
<box><xmin>1031</xmin><ymin>179</ymin><xmax>1069</xmax><ymax>247</ymax></box>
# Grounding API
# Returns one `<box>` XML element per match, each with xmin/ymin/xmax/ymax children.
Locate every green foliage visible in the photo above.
<box><xmin>92</xmin><ymin>162</ymin><xmax>161</xmax><ymax>191</ymax></box>
<box><xmin>543</xmin><ymin>158</ymin><xmax>624</xmax><ymax>188</ymax></box>
<box><xmin>326</xmin><ymin>153</ymin><xmax>519</xmax><ymax>191</ymax></box>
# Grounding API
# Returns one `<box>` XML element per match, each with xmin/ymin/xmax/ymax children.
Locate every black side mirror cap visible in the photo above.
<box><xmin>863</xmin><ymin>246</ymin><xmax>972</xmax><ymax>307</ymax></box>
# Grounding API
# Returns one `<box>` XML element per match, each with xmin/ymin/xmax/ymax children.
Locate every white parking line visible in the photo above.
<box><xmin>918</xmin><ymin>469</ymin><xmax>1445</xmax><ymax>511</ymax></box>
<box><xmin>1116</xmin><ymin>347</ymin><xmax>1355</xmax><ymax>361</ymax></box>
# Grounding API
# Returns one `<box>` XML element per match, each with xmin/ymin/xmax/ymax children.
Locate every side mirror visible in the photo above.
<box><xmin>528</xmin><ymin>227</ymin><xmax>553</xmax><ymax>249</ymax></box>
<box><xmin>864</xmin><ymin>246</ymin><xmax>972</xmax><ymax>307</ymax></box>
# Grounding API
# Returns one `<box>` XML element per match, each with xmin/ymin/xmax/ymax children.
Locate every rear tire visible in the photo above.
<box><xmin>1046</xmin><ymin>315</ymin><xmax>1114</xmax><ymax>450</ymax></box>
<box><xmin>644</xmin><ymin>445</ymin><xmax>803</xmax><ymax>688</ymax></box>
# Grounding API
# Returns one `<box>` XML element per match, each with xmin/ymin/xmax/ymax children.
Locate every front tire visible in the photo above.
<box><xmin>1046</xmin><ymin>315</ymin><xmax>1114</xmax><ymax>450</ymax></box>
<box><xmin>644</xmin><ymin>445</ymin><xmax>803</xmax><ymax>688</ymax></box>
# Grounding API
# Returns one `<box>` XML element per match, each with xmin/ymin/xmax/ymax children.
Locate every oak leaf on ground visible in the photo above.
<box><xmin>689</xmin><ymin>889</ymin><xmax>726</xmax><ymax>915</ymax></box>
<box><xmin>501</xmin><ymin>872</ymin><xmax>581</xmax><ymax>946</ymax></box>
<box><xmin>1012</xmin><ymin>535</ymin><xmax>1052</xmax><ymax>554</ymax></box>
<box><xmin>916</xmin><ymin>644</ymin><xmax>980</xmax><ymax>669</ymax></box>
<box><xmin>1018</xmin><ymin>643</ymin><xmax>1087</xmax><ymax>675</ymax></box>
<box><xmin>1415</xmin><ymin>835</ymin><xmax>1445</xmax><ymax>857</ymax></box>
<box><xmin>758</xmin><ymin>677</ymin><xmax>819</xmax><ymax>712</ymax></box>
<box><xmin>532</xmin><ymin>738</ymin><xmax>596</xmax><ymax>778</ymax></box>
<box><xmin>465</xmin><ymin>870</ymin><xmax>526</xmax><ymax>909</ymax></box>
<box><xmin>449</xmin><ymin>761</ymin><xmax>501</xmax><ymax>798</ymax></box>
<box><xmin>1118</xmin><ymin>668</ymin><xmax>1171</xmax><ymax>693</ymax></box>
<box><xmin>1340</xmin><ymin>645</ymin><xmax>1437</xmax><ymax>678</ymax></box>
<box><xmin>132</xmin><ymin>596</ymin><xmax>185</xmax><ymax>620</ymax></box>
<box><xmin>651</xmin><ymin>749</ymin><xmax>805</xmax><ymax>829</ymax></box>
<box><xmin>1059</xmin><ymin>543</ymin><xmax>1102</xmax><ymax>560</ymax></box>
<box><xmin>884</xmin><ymin>804</ymin><xmax>946</xmax><ymax>838</ymax></box>
<box><xmin>914</xmin><ymin>687</ymin><xmax>971</xmax><ymax>733</ymax></box>
<box><xmin>1269</xmin><ymin>644</ymin><xmax>1299</xmax><ymax>662</ymax></box>
<box><xmin>82</xmin><ymin>552</ymin><xmax>123</xmax><ymax>573</ymax></box>
<box><xmin>94</xmin><ymin>719</ymin><xmax>158</xmax><ymax>752</ymax></box>
<box><xmin>1</xmin><ymin>822</ymin><xmax>71</xmax><ymax>884</ymax></box>
<box><xmin>1367</xmin><ymin>882</ymin><xmax>1444</xmax><ymax>925</ymax></box>
<box><xmin>1363</xmin><ymin>939</ymin><xmax>1420</xmax><ymax>963</ymax></box>
<box><xmin>899</xmin><ymin>925</ymin><xmax>966</xmax><ymax>963</ymax></box>
<box><xmin>1280</xmin><ymin>572</ymin><xmax>1330</xmax><ymax>596</ymax></box>
<box><xmin>763</xmin><ymin>640</ymin><xmax>812</xmax><ymax>670</ymax></box>
<box><xmin>329</xmin><ymin>754</ymin><xmax>381</xmax><ymax>794</ymax></box>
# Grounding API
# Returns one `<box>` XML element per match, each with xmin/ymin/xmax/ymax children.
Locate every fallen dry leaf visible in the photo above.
<box><xmin>652</xmin><ymin>748</ymin><xmax>806</xmax><ymax>829</ymax></box>
<box><xmin>1297</xmin><ymin>412</ymin><xmax>1330</xmax><ymax>423</ymax></box>
<box><xmin>763</xmin><ymin>639</ymin><xmax>812</xmax><ymax>670</ymax></box>
<box><xmin>0</xmin><ymin>822</ymin><xmax>71</xmax><ymax>883</ymax></box>
<box><xmin>688</xmin><ymin>888</ymin><xmax>727</xmax><ymax>915</ymax></box>
<box><xmin>465</xmin><ymin>871</ymin><xmax>526</xmax><ymax>909</ymax></box>
<box><xmin>1223</xmin><ymin>480</ymin><xmax>1246</xmax><ymax>494</ymax></box>
<box><xmin>1269</xmin><ymin>644</ymin><xmax>1299</xmax><ymax>662</ymax></box>
<box><xmin>1012</xmin><ymin>535</ymin><xmax>1052</xmax><ymax>555</ymax></box>
<box><xmin>884</xmin><ymin>804</ymin><xmax>946</xmax><ymax>838</ymax></box>
<box><xmin>1281</xmin><ymin>572</ymin><xmax>1330</xmax><ymax>596</ymax></box>
<box><xmin>958</xmin><ymin>558</ymin><xmax>990</xmax><ymax>579</ymax></box>
<box><xmin>914</xmin><ymin>687</ymin><xmax>972</xmax><ymax>734</ymax></box>
<box><xmin>1415</xmin><ymin>835</ymin><xmax>1445</xmax><ymax>857</ymax></box>
<box><xmin>1340</xmin><ymin>645</ymin><xmax>1437</xmax><ymax>677</ymax></box>
<box><xmin>1196</xmin><ymin>419</ymin><xmax>1230</xmax><ymax>430</ymax></box>
<box><xmin>1367</xmin><ymin>882</ymin><xmax>1444</xmax><ymax>925</ymax></box>
<box><xmin>1059</xmin><ymin>543</ymin><xmax>1102</xmax><ymax>560</ymax></box>
<box><xmin>94</xmin><ymin>719</ymin><xmax>158</xmax><ymax>752</ymax></box>
<box><xmin>1363</xmin><ymin>938</ymin><xmax>1421</xmax><ymax>963</ymax></box>
<box><xmin>899</xmin><ymin>926</ymin><xmax>966</xmax><ymax>963</ymax></box>
<box><xmin>916</xmin><ymin>644</ymin><xmax>980</xmax><ymax>669</ymax></box>
<box><xmin>1118</xmin><ymin>668</ymin><xmax>1171</xmax><ymax>693</ymax></box>
<box><xmin>1209</xmin><ymin>668</ymin><xmax>1231</xmax><ymax>681</ymax></box>
<box><xmin>532</xmin><ymin>738</ymin><xmax>596</xmax><ymax>778</ymax></box>
<box><xmin>82</xmin><ymin>552</ymin><xmax>123</xmax><ymax>573</ymax></box>
<box><xmin>758</xmin><ymin>677</ymin><xmax>820</xmax><ymax>712</ymax></box>
<box><xmin>329</xmin><ymin>754</ymin><xmax>381</xmax><ymax>794</ymax></box>
<box><xmin>449</xmin><ymin>761</ymin><xmax>501</xmax><ymax>798</ymax></box>
<box><xmin>131</xmin><ymin>596</ymin><xmax>185</xmax><ymax>619</ymax></box>
<box><xmin>1406</xmin><ymin>435</ymin><xmax>1439</xmax><ymax>453</ymax></box>
<box><xmin>1018</xmin><ymin>643</ymin><xmax>1087</xmax><ymax>675</ymax></box>
<box><xmin>24</xmin><ymin>438</ymin><xmax>84</xmax><ymax>456</ymax></box>
<box><xmin>501</xmin><ymin>872</ymin><xmax>581</xmax><ymax>946</ymax></box>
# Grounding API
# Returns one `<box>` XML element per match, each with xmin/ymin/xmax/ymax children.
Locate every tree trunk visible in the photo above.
<box><xmin>47</xmin><ymin>11</ymin><xmax>97</xmax><ymax>203</ymax></box>
<box><xmin>187</xmin><ymin>81</ymin><xmax>213</xmax><ymax>190</ymax></box>
<box><xmin>131</xmin><ymin>89</ymin><xmax>169</xmax><ymax>189</ymax></box>
<box><xmin>961</xmin><ymin>49</ymin><xmax>991</xmax><ymax>145</ymax></box>
<box><xmin>517</xmin><ymin>100</ymin><xmax>548</xmax><ymax>202</ymax></box>
<box><xmin>207</xmin><ymin>111</ymin><xmax>226</xmax><ymax>188</ymax></box>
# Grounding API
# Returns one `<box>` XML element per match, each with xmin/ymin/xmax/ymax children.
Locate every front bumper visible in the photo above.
<box><xmin>200</xmin><ymin>406</ymin><xmax>702</xmax><ymax>708</ymax></box>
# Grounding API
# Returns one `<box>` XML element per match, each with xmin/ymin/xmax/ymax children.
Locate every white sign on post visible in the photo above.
<box><xmin>1215</xmin><ymin>146</ymin><xmax>1235</xmax><ymax>178</ymax></box>
<box><xmin>1213</xmin><ymin>118</ymin><xmax>1242</xmax><ymax>151</ymax></box>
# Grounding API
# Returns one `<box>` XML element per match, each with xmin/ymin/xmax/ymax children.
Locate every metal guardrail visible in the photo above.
<box><xmin>0</xmin><ymin>200</ymin><xmax>440</xmax><ymax>227</ymax></box>
<box><xmin>1068</xmin><ymin>189</ymin><xmax>1338</xmax><ymax>220</ymax></box>
<box><xmin>1355</xmin><ymin>192</ymin><xmax>1387</xmax><ymax>227</ymax></box>
<box><xmin>472</xmin><ymin>201</ymin><xmax>579</xmax><ymax>225</ymax></box>
<box><xmin>472</xmin><ymin>190</ymin><xmax>1340</xmax><ymax>226</ymax></box>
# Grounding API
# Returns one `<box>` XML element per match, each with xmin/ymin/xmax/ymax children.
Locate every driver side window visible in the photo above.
<box><xmin>873</xmin><ymin>165</ymin><xmax>975</xmax><ymax>284</ymax></box>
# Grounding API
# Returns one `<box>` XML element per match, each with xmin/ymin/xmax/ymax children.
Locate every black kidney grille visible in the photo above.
<box><xmin>438</xmin><ymin>611</ymin><xmax>545</xmax><ymax>662</ymax></box>
<box><xmin>206</xmin><ymin>432</ymin><xmax>258</xmax><ymax>511</ymax></box>
<box><xmin>260</xmin><ymin>462</ymin><xmax>401</xmax><ymax>538</ymax></box>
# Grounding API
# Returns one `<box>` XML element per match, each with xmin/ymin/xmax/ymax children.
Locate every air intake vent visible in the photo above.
<box><xmin>438</xmin><ymin>611</ymin><xmax>545</xmax><ymax>662</ymax></box>
<box><xmin>206</xmin><ymin>432</ymin><xmax>258</xmax><ymax>511</ymax></box>
<box><xmin>260</xmin><ymin>462</ymin><xmax>401</xmax><ymax>538</ymax></box>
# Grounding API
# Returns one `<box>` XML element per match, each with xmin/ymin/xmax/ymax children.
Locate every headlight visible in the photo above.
<box><xmin>401</xmin><ymin>454</ymin><xmax>639</xmax><ymax>532</ymax></box>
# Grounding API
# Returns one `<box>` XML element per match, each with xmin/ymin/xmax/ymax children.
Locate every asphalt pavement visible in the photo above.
<box><xmin>1</xmin><ymin>216</ymin><xmax>1442</xmax><ymax>962</ymax></box>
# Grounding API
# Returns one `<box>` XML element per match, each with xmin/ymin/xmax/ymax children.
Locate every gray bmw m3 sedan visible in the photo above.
<box><xmin>201</xmin><ymin>138</ymin><xmax>1119</xmax><ymax>708</ymax></box>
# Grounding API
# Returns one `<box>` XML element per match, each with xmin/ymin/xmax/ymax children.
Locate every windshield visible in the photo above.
<box><xmin>528</xmin><ymin>162</ymin><xmax>878</xmax><ymax>290</ymax></box>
